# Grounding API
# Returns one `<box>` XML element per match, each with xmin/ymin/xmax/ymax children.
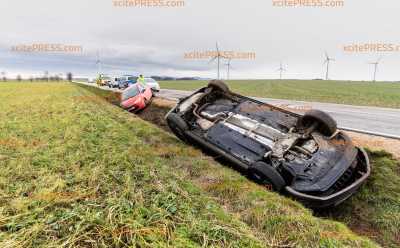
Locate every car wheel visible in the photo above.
<box><xmin>249</xmin><ymin>162</ymin><xmax>286</xmax><ymax>192</ymax></box>
<box><xmin>166</xmin><ymin>113</ymin><xmax>189</xmax><ymax>142</ymax></box>
<box><xmin>297</xmin><ymin>110</ymin><xmax>337</xmax><ymax>136</ymax></box>
<box><xmin>208</xmin><ymin>80</ymin><xmax>230</xmax><ymax>93</ymax></box>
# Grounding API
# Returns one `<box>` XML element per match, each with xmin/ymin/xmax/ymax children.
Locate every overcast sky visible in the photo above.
<box><xmin>0</xmin><ymin>0</ymin><xmax>399</xmax><ymax>81</ymax></box>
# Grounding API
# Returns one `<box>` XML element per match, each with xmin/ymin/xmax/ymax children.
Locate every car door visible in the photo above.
<box><xmin>143</xmin><ymin>87</ymin><xmax>153</xmax><ymax>100</ymax></box>
<box><xmin>138</xmin><ymin>84</ymin><xmax>152</xmax><ymax>101</ymax></box>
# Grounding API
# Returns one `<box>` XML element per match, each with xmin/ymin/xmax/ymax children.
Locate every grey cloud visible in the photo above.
<box><xmin>0</xmin><ymin>0</ymin><xmax>399</xmax><ymax>80</ymax></box>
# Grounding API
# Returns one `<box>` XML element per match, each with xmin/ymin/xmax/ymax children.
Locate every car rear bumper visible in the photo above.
<box><xmin>285</xmin><ymin>148</ymin><xmax>370</xmax><ymax>209</ymax></box>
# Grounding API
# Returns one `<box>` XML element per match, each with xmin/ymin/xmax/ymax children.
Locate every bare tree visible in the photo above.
<box><xmin>67</xmin><ymin>72</ymin><xmax>73</xmax><ymax>82</ymax></box>
<box><xmin>16</xmin><ymin>75</ymin><xmax>22</xmax><ymax>81</ymax></box>
<box><xmin>1</xmin><ymin>71</ymin><xmax>6</xmax><ymax>81</ymax></box>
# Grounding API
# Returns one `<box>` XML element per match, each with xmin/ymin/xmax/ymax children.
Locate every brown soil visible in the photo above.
<box><xmin>150</xmin><ymin>97</ymin><xmax>176</xmax><ymax>108</ymax></box>
<box><xmin>137</xmin><ymin>98</ymin><xmax>174</xmax><ymax>132</ymax></box>
<box><xmin>346</xmin><ymin>131</ymin><xmax>400</xmax><ymax>159</ymax></box>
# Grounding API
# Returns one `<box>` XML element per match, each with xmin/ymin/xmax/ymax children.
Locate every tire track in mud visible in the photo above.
<box><xmin>135</xmin><ymin>98</ymin><xmax>175</xmax><ymax>132</ymax></box>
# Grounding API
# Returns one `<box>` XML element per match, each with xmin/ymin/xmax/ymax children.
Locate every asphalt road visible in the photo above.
<box><xmin>157</xmin><ymin>89</ymin><xmax>400</xmax><ymax>140</ymax></box>
<box><xmin>75</xmin><ymin>83</ymin><xmax>400</xmax><ymax>140</ymax></box>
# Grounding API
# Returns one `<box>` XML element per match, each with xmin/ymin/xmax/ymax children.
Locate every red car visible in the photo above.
<box><xmin>120</xmin><ymin>83</ymin><xmax>153</xmax><ymax>112</ymax></box>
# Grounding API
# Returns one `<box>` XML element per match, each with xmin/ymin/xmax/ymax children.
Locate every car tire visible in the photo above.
<box><xmin>297</xmin><ymin>110</ymin><xmax>337</xmax><ymax>136</ymax></box>
<box><xmin>166</xmin><ymin>113</ymin><xmax>189</xmax><ymax>142</ymax></box>
<box><xmin>249</xmin><ymin>162</ymin><xmax>286</xmax><ymax>192</ymax></box>
<box><xmin>208</xmin><ymin>80</ymin><xmax>230</xmax><ymax>93</ymax></box>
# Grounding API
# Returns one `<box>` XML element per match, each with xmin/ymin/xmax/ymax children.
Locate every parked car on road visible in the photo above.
<box><xmin>118</xmin><ymin>75</ymin><xmax>138</xmax><ymax>89</ymax></box>
<box><xmin>166</xmin><ymin>80</ymin><xmax>371</xmax><ymax>209</ymax></box>
<box><xmin>96</xmin><ymin>74</ymin><xmax>112</xmax><ymax>87</ymax></box>
<box><xmin>120</xmin><ymin>83</ymin><xmax>153</xmax><ymax>112</ymax></box>
<box><xmin>107</xmin><ymin>77</ymin><xmax>120</xmax><ymax>88</ymax></box>
<box><xmin>144</xmin><ymin>77</ymin><xmax>161</xmax><ymax>92</ymax></box>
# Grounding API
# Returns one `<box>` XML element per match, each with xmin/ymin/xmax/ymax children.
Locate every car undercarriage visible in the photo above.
<box><xmin>166</xmin><ymin>81</ymin><xmax>370</xmax><ymax>208</ymax></box>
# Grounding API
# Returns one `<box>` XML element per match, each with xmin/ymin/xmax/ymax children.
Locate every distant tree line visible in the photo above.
<box><xmin>0</xmin><ymin>72</ymin><xmax>74</xmax><ymax>82</ymax></box>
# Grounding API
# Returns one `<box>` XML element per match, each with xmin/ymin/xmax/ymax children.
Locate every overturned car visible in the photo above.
<box><xmin>166</xmin><ymin>80</ymin><xmax>370</xmax><ymax>208</ymax></box>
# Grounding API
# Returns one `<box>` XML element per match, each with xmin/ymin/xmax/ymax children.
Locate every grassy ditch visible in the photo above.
<box><xmin>133</xmin><ymin>99</ymin><xmax>400</xmax><ymax>248</ymax></box>
<box><xmin>0</xmin><ymin>82</ymin><xmax>383</xmax><ymax>247</ymax></box>
<box><xmin>319</xmin><ymin>150</ymin><xmax>400</xmax><ymax>247</ymax></box>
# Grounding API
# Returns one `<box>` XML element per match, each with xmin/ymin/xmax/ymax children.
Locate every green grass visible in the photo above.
<box><xmin>160</xmin><ymin>80</ymin><xmax>400</xmax><ymax>108</ymax></box>
<box><xmin>132</xmin><ymin>94</ymin><xmax>400</xmax><ymax>247</ymax></box>
<box><xmin>0</xmin><ymin>82</ymin><xmax>386</xmax><ymax>247</ymax></box>
<box><xmin>322</xmin><ymin>150</ymin><xmax>400</xmax><ymax>248</ymax></box>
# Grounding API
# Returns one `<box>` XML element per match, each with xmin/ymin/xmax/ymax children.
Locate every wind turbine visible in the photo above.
<box><xmin>44</xmin><ymin>71</ymin><xmax>49</xmax><ymax>82</ymax></box>
<box><xmin>96</xmin><ymin>51</ymin><xmax>102</xmax><ymax>76</ymax></box>
<box><xmin>209</xmin><ymin>42</ymin><xmax>228</xmax><ymax>80</ymax></box>
<box><xmin>323</xmin><ymin>52</ymin><xmax>335</xmax><ymax>80</ymax></box>
<box><xmin>225</xmin><ymin>58</ymin><xmax>233</xmax><ymax>80</ymax></box>
<box><xmin>277</xmin><ymin>62</ymin><xmax>286</xmax><ymax>80</ymax></box>
<box><xmin>368</xmin><ymin>57</ymin><xmax>382</xmax><ymax>82</ymax></box>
